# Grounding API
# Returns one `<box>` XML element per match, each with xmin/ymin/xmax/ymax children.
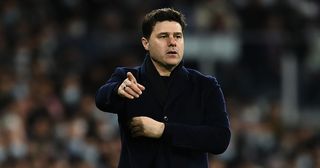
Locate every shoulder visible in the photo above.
<box><xmin>107</xmin><ymin>66</ymin><xmax>142</xmax><ymax>82</ymax></box>
<box><xmin>113</xmin><ymin>66</ymin><xmax>141</xmax><ymax>75</ymax></box>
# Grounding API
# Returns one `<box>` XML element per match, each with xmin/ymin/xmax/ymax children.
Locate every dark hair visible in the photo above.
<box><xmin>142</xmin><ymin>8</ymin><xmax>187</xmax><ymax>39</ymax></box>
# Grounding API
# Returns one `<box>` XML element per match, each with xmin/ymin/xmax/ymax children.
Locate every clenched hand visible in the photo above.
<box><xmin>130</xmin><ymin>116</ymin><xmax>165</xmax><ymax>138</ymax></box>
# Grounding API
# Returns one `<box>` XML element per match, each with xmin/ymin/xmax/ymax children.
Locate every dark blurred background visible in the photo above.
<box><xmin>0</xmin><ymin>0</ymin><xmax>319</xmax><ymax>168</ymax></box>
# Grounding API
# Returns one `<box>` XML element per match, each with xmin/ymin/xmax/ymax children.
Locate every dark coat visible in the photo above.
<box><xmin>95</xmin><ymin>56</ymin><xmax>231</xmax><ymax>168</ymax></box>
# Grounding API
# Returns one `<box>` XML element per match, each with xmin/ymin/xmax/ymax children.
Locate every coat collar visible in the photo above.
<box><xmin>140</xmin><ymin>55</ymin><xmax>189</xmax><ymax>109</ymax></box>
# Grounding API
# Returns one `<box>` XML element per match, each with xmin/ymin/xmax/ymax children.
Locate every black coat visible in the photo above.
<box><xmin>95</xmin><ymin>56</ymin><xmax>231</xmax><ymax>168</ymax></box>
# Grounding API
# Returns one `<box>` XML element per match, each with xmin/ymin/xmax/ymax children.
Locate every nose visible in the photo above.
<box><xmin>168</xmin><ymin>36</ymin><xmax>176</xmax><ymax>47</ymax></box>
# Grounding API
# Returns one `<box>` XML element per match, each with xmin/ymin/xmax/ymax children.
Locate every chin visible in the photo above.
<box><xmin>165</xmin><ymin>60</ymin><xmax>181</xmax><ymax>67</ymax></box>
<box><xmin>166</xmin><ymin>56</ymin><xmax>181</xmax><ymax>62</ymax></box>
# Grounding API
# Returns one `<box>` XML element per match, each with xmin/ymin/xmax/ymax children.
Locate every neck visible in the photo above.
<box><xmin>150</xmin><ymin>58</ymin><xmax>176</xmax><ymax>76</ymax></box>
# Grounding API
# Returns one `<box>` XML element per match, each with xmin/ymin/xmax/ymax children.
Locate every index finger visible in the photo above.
<box><xmin>127</xmin><ymin>72</ymin><xmax>137</xmax><ymax>83</ymax></box>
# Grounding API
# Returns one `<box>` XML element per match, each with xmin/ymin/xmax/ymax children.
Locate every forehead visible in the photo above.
<box><xmin>152</xmin><ymin>21</ymin><xmax>182</xmax><ymax>34</ymax></box>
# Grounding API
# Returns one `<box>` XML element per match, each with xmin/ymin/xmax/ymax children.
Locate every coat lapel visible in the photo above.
<box><xmin>139</xmin><ymin>56</ymin><xmax>165</xmax><ymax>109</ymax></box>
<box><xmin>164</xmin><ymin>66</ymin><xmax>189</xmax><ymax>109</ymax></box>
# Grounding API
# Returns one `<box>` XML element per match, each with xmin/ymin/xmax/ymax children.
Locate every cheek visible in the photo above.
<box><xmin>179</xmin><ymin>42</ymin><xmax>184</xmax><ymax>54</ymax></box>
<box><xmin>151</xmin><ymin>43</ymin><xmax>166</xmax><ymax>52</ymax></box>
<box><xmin>180</xmin><ymin>49</ymin><xmax>184</xmax><ymax>56</ymax></box>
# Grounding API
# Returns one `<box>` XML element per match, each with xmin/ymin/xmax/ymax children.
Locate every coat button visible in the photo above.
<box><xmin>163</xmin><ymin>116</ymin><xmax>168</xmax><ymax>121</ymax></box>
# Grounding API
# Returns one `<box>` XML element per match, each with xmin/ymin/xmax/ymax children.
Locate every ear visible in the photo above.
<box><xmin>141</xmin><ymin>37</ymin><xmax>149</xmax><ymax>51</ymax></box>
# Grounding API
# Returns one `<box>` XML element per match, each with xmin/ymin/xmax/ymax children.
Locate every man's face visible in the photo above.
<box><xmin>142</xmin><ymin>21</ymin><xmax>184</xmax><ymax>70</ymax></box>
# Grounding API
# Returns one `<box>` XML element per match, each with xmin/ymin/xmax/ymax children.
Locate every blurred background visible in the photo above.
<box><xmin>0</xmin><ymin>0</ymin><xmax>319</xmax><ymax>167</ymax></box>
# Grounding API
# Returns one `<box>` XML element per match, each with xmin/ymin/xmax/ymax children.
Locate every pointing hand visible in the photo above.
<box><xmin>118</xmin><ymin>72</ymin><xmax>145</xmax><ymax>99</ymax></box>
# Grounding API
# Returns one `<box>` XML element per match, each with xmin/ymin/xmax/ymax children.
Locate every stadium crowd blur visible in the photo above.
<box><xmin>0</xmin><ymin>0</ymin><xmax>319</xmax><ymax>167</ymax></box>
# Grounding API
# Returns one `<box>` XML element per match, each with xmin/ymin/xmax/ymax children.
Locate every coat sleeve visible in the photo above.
<box><xmin>161</xmin><ymin>76</ymin><xmax>231</xmax><ymax>154</ymax></box>
<box><xmin>95</xmin><ymin>67</ymin><xmax>126</xmax><ymax>114</ymax></box>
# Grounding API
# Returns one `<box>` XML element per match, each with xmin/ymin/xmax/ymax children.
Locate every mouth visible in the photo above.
<box><xmin>166</xmin><ymin>51</ymin><xmax>178</xmax><ymax>55</ymax></box>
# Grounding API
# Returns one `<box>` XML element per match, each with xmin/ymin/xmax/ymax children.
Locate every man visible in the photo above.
<box><xmin>95</xmin><ymin>8</ymin><xmax>230</xmax><ymax>168</ymax></box>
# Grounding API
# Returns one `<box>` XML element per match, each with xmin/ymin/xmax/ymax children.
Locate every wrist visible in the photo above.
<box><xmin>157</xmin><ymin>122</ymin><xmax>165</xmax><ymax>138</ymax></box>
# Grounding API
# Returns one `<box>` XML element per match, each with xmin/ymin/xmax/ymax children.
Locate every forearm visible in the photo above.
<box><xmin>95</xmin><ymin>82</ymin><xmax>123</xmax><ymax>113</ymax></box>
<box><xmin>162</xmin><ymin>123</ymin><xmax>231</xmax><ymax>154</ymax></box>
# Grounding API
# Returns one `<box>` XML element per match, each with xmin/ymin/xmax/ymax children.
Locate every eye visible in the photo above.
<box><xmin>159</xmin><ymin>35</ymin><xmax>167</xmax><ymax>38</ymax></box>
<box><xmin>174</xmin><ymin>34</ymin><xmax>183</xmax><ymax>39</ymax></box>
<box><xmin>175</xmin><ymin>35</ymin><xmax>182</xmax><ymax>39</ymax></box>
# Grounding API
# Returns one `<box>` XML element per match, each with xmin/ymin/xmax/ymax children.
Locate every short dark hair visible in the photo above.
<box><xmin>142</xmin><ymin>8</ymin><xmax>187</xmax><ymax>39</ymax></box>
